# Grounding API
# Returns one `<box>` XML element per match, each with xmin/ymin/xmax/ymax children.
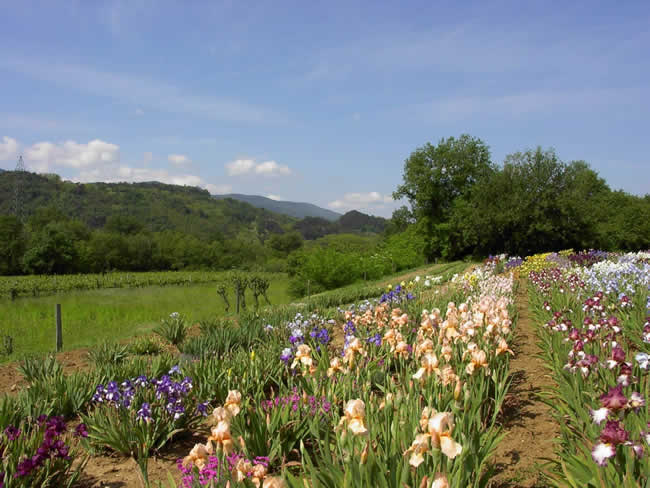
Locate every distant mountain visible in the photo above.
<box><xmin>214</xmin><ymin>194</ymin><xmax>341</xmax><ymax>221</ymax></box>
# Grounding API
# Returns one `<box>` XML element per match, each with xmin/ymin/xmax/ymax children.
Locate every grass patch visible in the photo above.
<box><xmin>0</xmin><ymin>274</ymin><xmax>291</xmax><ymax>359</ymax></box>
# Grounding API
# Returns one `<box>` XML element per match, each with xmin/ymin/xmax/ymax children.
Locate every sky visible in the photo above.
<box><xmin>0</xmin><ymin>0</ymin><xmax>649</xmax><ymax>217</ymax></box>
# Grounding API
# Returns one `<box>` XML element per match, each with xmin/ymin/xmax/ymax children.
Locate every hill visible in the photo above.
<box><xmin>0</xmin><ymin>171</ymin><xmax>295</xmax><ymax>241</ymax></box>
<box><xmin>214</xmin><ymin>193</ymin><xmax>341</xmax><ymax>221</ymax></box>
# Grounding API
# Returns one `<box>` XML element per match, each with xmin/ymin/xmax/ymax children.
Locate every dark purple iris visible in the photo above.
<box><xmin>599</xmin><ymin>420</ymin><xmax>629</xmax><ymax>445</ymax></box>
<box><xmin>611</xmin><ymin>346</ymin><xmax>625</xmax><ymax>363</ymax></box>
<box><xmin>4</xmin><ymin>425</ymin><xmax>20</xmax><ymax>441</ymax></box>
<box><xmin>600</xmin><ymin>384</ymin><xmax>627</xmax><ymax>410</ymax></box>
<box><xmin>74</xmin><ymin>423</ymin><xmax>89</xmax><ymax>438</ymax></box>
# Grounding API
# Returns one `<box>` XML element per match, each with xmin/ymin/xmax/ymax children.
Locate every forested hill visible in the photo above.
<box><xmin>0</xmin><ymin>172</ymin><xmax>387</xmax><ymax>240</ymax></box>
<box><xmin>214</xmin><ymin>193</ymin><xmax>341</xmax><ymax>221</ymax></box>
<box><xmin>0</xmin><ymin>171</ymin><xmax>294</xmax><ymax>241</ymax></box>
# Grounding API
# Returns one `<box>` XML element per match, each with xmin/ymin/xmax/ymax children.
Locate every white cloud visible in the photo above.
<box><xmin>135</xmin><ymin>108</ymin><xmax>144</xmax><ymax>116</ymax></box>
<box><xmin>226</xmin><ymin>158</ymin><xmax>291</xmax><ymax>177</ymax></box>
<box><xmin>23</xmin><ymin>139</ymin><xmax>120</xmax><ymax>172</ymax></box>
<box><xmin>168</xmin><ymin>153</ymin><xmax>191</xmax><ymax>166</ymax></box>
<box><xmin>9</xmin><ymin>135</ymin><xmax>221</xmax><ymax>194</ymax></box>
<box><xmin>0</xmin><ymin>136</ymin><xmax>19</xmax><ymax>161</ymax></box>
<box><xmin>255</xmin><ymin>160</ymin><xmax>291</xmax><ymax>176</ymax></box>
<box><xmin>328</xmin><ymin>192</ymin><xmax>394</xmax><ymax>212</ymax></box>
<box><xmin>226</xmin><ymin>159</ymin><xmax>256</xmax><ymax>175</ymax></box>
<box><xmin>266</xmin><ymin>194</ymin><xmax>282</xmax><ymax>201</ymax></box>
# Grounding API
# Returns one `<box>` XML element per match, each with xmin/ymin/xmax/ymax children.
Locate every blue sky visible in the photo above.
<box><xmin>0</xmin><ymin>1</ymin><xmax>648</xmax><ymax>217</ymax></box>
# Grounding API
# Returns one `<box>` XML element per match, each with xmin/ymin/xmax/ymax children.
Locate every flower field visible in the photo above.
<box><xmin>0</xmin><ymin>251</ymin><xmax>647</xmax><ymax>487</ymax></box>
<box><xmin>521</xmin><ymin>250</ymin><xmax>649</xmax><ymax>487</ymax></box>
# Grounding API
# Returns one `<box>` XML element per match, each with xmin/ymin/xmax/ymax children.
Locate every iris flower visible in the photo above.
<box><xmin>208</xmin><ymin>420</ymin><xmax>234</xmax><ymax>454</ymax></box>
<box><xmin>225</xmin><ymin>390</ymin><xmax>242</xmax><ymax>417</ymax></box>
<box><xmin>338</xmin><ymin>399</ymin><xmax>368</xmax><ymax>436</ymax></box>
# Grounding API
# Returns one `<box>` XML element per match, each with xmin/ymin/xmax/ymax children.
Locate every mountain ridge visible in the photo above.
<box><xmin>214</xmin><ymin>193</ymin><xmax>341</xmax><ymax>221</ymax></box>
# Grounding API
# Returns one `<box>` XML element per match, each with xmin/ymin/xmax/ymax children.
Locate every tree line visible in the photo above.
<box><xmin>393</xmin><ymin>134</ymin><xmax>650</xmax><ymax>260</ymax></box>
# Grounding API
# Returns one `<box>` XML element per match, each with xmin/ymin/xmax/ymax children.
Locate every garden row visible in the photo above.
<box><xmin>0</xmin><ymin>261</ymin><xmax>516</xmax><ymax>487</ymax></box>
<box><xmin>509</xmin><ymin>250</ymin><xmax>649</xmax><ymax>487</ymax></box>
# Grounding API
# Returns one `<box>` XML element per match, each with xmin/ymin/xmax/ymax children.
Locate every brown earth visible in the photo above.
<box><xmin>489</xmin><ymin>283</ymin><xmax>559</xmax><ymax>488</ymax></box>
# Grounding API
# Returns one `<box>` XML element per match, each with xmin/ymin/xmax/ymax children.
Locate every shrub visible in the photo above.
<box><xmin>154</xmin><ymin>312</ymin><xmax>188</xmax><ymax>346</ymax></box>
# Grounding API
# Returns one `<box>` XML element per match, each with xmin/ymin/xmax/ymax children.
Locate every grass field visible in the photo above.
<box><xmin>0</xmin><ymin>275</ymin><xmax>293</xmax><ymax>359</ymax></box>
<box><xmin>0</xmin><ymin>261</ymin><xmax>472</xmax><ymax>360</ymax></box>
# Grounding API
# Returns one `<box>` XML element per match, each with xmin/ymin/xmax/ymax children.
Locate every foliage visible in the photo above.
<box><xmin>128</xmin><ymin>336</ymin><xmax>165</xmax><ymax>356</ymax></box>
<box><xmin>0</xmin><ymin>415</ymin><xmax>87</xmax><ymax>488</ymax></box>
<box><xmin>393</xmin><ymin>134</ymin><xmax>494</xmax><ymax>260</ymax></box>
<box><xmin>154</xmin><ymin>313</ymin><xmax>189</xmax><ymax>347</ymax></box>
<box><xmin>87</xmin><ymin>341</ymin><xmax>129</xmax><ymax>368</ymax></box>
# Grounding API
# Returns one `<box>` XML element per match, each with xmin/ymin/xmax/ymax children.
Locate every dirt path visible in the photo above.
<box><xmin>489</xmin><ymin>282</ymin><xmax>559</xmax><ymax>488</ymax></box>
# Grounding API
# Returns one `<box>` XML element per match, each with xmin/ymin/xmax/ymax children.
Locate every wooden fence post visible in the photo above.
<box><xmin>55</xmin><ymin>304</ymin><xmax>62</xmax><ymax>352</ymax></box>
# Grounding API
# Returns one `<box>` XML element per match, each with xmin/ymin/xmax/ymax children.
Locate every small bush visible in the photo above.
<box><xmin>128</xmin><ymin>336</ymin><xmax>164</xmax><ymax>356</ymax></box>
<box><xmin>153</xmin><ymin>312</ymin><xmax>188</xmax><ymax>346</ymax></box>
<box><xmin>87</xmin><ymin>341</ymin><xmax>129</xmax><ymax>368</ymax></box>
<box><xmin>18</xmin><ymin>354</ymin><xmax>62</xmax><ymax>384</ymax></box>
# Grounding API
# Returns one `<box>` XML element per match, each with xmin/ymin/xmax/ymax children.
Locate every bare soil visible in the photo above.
<box><xmin>489</xmin><ymin>283</ymin><xmax>559</xmax><ymax>488</ymax></box>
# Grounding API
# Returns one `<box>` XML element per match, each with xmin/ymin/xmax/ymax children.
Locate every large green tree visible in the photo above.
<box><xmin>393</xmin><ymin>134</ymin><xmax>494</xmax><ymax>260</ymax></box>
<box><xmin>0</xmin><ymin>215</ymin><xmax>26</xmax><ymax>275</ymax></box>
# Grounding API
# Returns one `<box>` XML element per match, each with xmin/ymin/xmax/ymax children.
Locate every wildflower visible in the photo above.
<box><xmin>343</xmin><ymin>337</ymin><xmax>366</xmax><ymax>367</ymax></box>
<box><xmin>600</xmin><ymin>420</ymin><xmax>629</xmax><ymax>445</ymax></box>
<box><xmin>232</xmin><ymin>458</ymin><xmax>254</xmax><ymax>483</ymax></box>
<box><xmin>636</xmin><ymin>352</ymin><xmax>649</xmax><ymax>369</ymax></box>
<box><xmin>137</xmin><ymin>402</ymin><xmax>152</xmax><ymax>422</ymax></box>
<box><xmin>291</xmin><ymin>344</ymin><xmax>313</xmax><ymax>369</ymax></box>
<box><xmin>495</xmin><ymin>338</ymin><xmax>514</xmax><ymax>356</ymax></box>
<box><xmin>327</xmin><ymin>357</ymin><xmax>345</xmax><ymax>377</ymax></box>
<box><xmin>280</xmin><ymin>348</ymin><xmax>292</xmax><ymax>363</ymax></box>
<box><xmin>338</xmin><ymin>399</ymin><xmax>368</xmax><ymax>436</ymax></box>
<box><xmin>3</xmin><ymin>425</ymin><xmax>20</xmax><ymax>441</ymax></box>
<box><xmin>208</xmin><ymin>420</ymin><xmax>234</xmax><ymax>454</ymax></box>
<box><xmin>74</xmin><ymin>423</ymin><xmax>89</xmax><ymax>438</ymax></box>
<box><xmin>465</xmin><ymin>349</ymin><xmax>489</xmax><ymax>375</ymax></box>
<box><xmin>224</xmin><ymin>390</ymin><xmax>242</xmax><ymax>417</ymax></box>
<box><xmin>263</xmin><ymin>478</ymin><xmax>287</xmax><ymax>488</ymax></box>
<box><xmin>426</xmin><ymin>412</ymin><xmax>462</xmax><ymax>458</ymax></box>
<box><xmin>591</xmin><ymin>442</ymin><xmax>615</xmax><ymax>466</ymax></box>
<box><xmin>590</xmin><ymin>408</ymin><xmax>609</xmax><ymax>425</ymax></box>
<box><xmin>404</xmin><ymin>433</ymin><xmax>430</xmax><ymax>467</ymax></box>
<box><xmin>599</xmin><ymin>384</ymin><xmax>627</xmax><ymax>411</ymax></box>
<box><xmin>182</xmin><ymin>443</ymin><xmax>212</xmax><ymax>470</ymax></box>
<box><xmin>431</xmin><ymin>473</ymin><xmax>450</xmax><ymax>488</ymax></box>
<box><xmin>413</xmin><ymin>353</ymin><xmax>440</xmax><ymax>383</ymax></box>
<box><xmin>628</xmin><ymin>392</ymin><xmax>645</xmax><ymax>412</ymax></box>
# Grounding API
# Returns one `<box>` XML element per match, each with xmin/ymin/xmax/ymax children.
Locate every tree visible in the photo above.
<box><xmin>393</xmin><ymin>134</ymin><xmax>494</xmax><ymax>260</ymax></box>
<box><xmin>268</xmin><ymin>231</ymin><xmax>304</xmax><ymax>255</ymax></box>
<box><xmin>0</xmin><ymin>215</ymin><xmax>26</xmax><ymax>275</ymax></box>
<box><xmin>22</xmin><ymin>222</ymin><xmax>79</xmax><ymax>274</ymax></box>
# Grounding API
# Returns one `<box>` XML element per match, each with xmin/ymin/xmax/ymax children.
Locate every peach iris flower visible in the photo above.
<box><xmin>427</xmin><ymin>412</ymin><xmax>463</xmax><ymax>458</ymax></box>
<box><xmin>182</xmin><ymin>443</ymin><xmax>212</xmax><ymax>470</ymax></box>
<box><xmin>338</xmin><ymin>399</ymin><xmax>368</xmax><ymax>436</ymax></box>
<box><xmin>224</xmin><ymin>390</ymin><xmax>242</xmax><ymax>417</ymax></box>
<box><xmin>412</xmin><ymin>353</ymin><xmax>440</xmax><ymax>383</ymax></box>
<box><xmin>291</xmin><ymin>344</ymin><xmax>313</xmax><ymax>369</ymax></box>
<box><xmin>208</xmin><ymin>420</ymin><xmax>234</xmax><ymax>454</ymax></box>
